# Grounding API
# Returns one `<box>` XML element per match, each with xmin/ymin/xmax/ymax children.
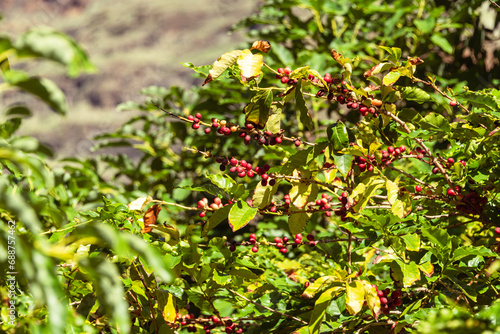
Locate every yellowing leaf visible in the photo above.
<box><xmin>391</xmin><ymin>190</ymin><xmax>412</xmax><ymax>218</ymax></box>
<box><xmin>386</xmin><ymin>180</ymin><xmax>399</xmax><ymax>205</ymax></box>
<box><xmin>349</xmin><ymin>176</ymin><xmax>385</xmax><ymax>212</ymax></box>
<box><xmin>237</xmin><ymin>49</ymin><xmax>263</xmax><ymax>82</ymax></box>
<box><xmin>361</xmin><ymin>280</ymin><xmax>380</xmax><ymax>320</ymax></box>
<box><xmin>203</xmin><ymin>49</ymin><xmax>243</xmax><ymax>86</ymax></box>
<box><xmin>163</xmin><ymin>292</ymin><xmax>176</xmax><ymax>322</ymax></box>
<box><xmin>345</xmin><ymin>281</ymin><xmax>365</xmax><ymax>315</ymax></box>
<box><xmin>419</xmin><ymin>261</ymin><xmax>434</xmax><ymax>277</ymax></box>
<box><xmin>128</xmin><ymin>196</ymin><xmax>153</xmax><ymax>211</ymax></box>
<box><xmin>289</xmin><ymin>170</ymin><xmax>314</xmax><ymax>209</ymax></box>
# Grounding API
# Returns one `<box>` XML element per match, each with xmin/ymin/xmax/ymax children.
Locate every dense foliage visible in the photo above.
<box><xmin>1</xmin><ymin>1</ymin><xmax>500</xmax><ymax>333</ymax></box>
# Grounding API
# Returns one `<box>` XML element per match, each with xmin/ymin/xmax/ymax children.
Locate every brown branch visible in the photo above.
<box><xmin>412</xmin><ymin>77</ymin><xmax>470</xmax><ymax>114</ymax></box>
<box><xmin>490</xmin><ymin>0</ymin><xmax>500</xmax><ymax>9</ymax></box>
<box><xmin>226</xmin><ymin>288</ymin><xmax>307</xmax><ymax>325</ymax></box>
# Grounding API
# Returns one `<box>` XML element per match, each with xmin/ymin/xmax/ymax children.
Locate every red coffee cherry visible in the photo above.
<box><xmin>447</xmin><ymin>188</ymin><xmax>456</xmax><ymax>196</ymax></box>
<box><xmin>251</xmin><ymin>246</ymin><xmax>259</xmax><ymax>253</ymax></box>
<box><xmin>415</xmin><ymin>185</ymin><xmax>422</xmax><ymax>193</ymax></box>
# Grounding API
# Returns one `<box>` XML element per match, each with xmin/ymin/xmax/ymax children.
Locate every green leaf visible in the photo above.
<box><xmin>327</xmin><ymin>121</ymin><xmax>350</xmax><ymax>151</ymax></box>
<box><xmin>421</xmin><ymin>226</ymin><xmax>451</xmax><ymax>251</ymax></box>
<box><xmin>394</xmin><ymin>260</ymin><xmax>421</xmax><ymax>287</ymax></box>
<box><xmin>244</xmin><ymin>88</ymin><xmax>273</xmax><ymax>128</ymax></box>
<box><xmin>309</xmin><ymin>287</ymin><xmax>341</xmax><ymax>334</ymax></box>
<box><xmin>402</xmin><ymin>234</ymin><xmax>421</xmax><ymax>252</ymax></box>
<box><xmin>459</xmin><ymin>89</ymin><xmax>500</xmax><ymax>111</ymax></box>
<box><xmin>206</xmin><ymin>173</ymin><xmax>237</xmax><ymax>193</ymax></box>
<box><xmin>228</xmin><ymin>200</ymin><xmax>258</xmax><ymax>232</ymax></box>
<box><xmin>288</xmin><ymin>207</ymin><xmax>312</xmax><ymax>235</ymax></box>
<box><xmin>266</xmin><ymin>102</ymin><xmax>283</xmax><ymax>134</ymax></box>
<box><xmin>399</xmin><ymin>86</ymin><xmax>433</xmax><ymax>104</ymax></box>
<box><xmin>202</xmin><ymin>204</ymin><xmax>232</xmax><ymax>237</ymax></box>
<box><xmin>420</xmin><ymin>113</ymin><xmax>450</xmax><ymax>133</ymax></box>
<box><xmin>451</xmin><ymin>245</ymin><xmax>497</xmax><ymax>262</ymax></box>
<box><xmin>332</xmin><ymin>154</ymin><xmax>354</xmax><ymax>178</ymax></box>
<box><xmin>431</xmin><ymin>34</ymin><xmax>453</xmax><ymax>54</ymax></box>
<box><xmin>203</xmin><ymin>49</ymin><xmax>243</xmax><ymax>85</ymax></box>
<box><xmin>414</xmin><ymin>17</ymin><xmax>436</xmax><ymax>34</ymax></box>
<box><xmin>14</xmin><ymin>27</ymin><xmax>96</xmax><ymax>77</ymax></box>
<box><xmin>295</xmin><ymin>80</ymin><xmax>313</xmax><ymax>131</ymax></box>
<box><xmin>345</xmin><ymin>280</ymin><xmax>365</xmax><ymax>315</ymax></box>
<box><xmin>3</xmin><ymin>70</ymin><xmax>67</xmax><ymax>114</ymax></box>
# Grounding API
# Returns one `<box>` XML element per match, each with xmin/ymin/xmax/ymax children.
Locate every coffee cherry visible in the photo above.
<box><xmin>304</xmin><ymin>281</ymin><xmax>310</xmax><ymax>288</ymax></box>
<box><xmin>432</xmin><ymin>167</ymin><xmax>439</xmax><ymax>174</ymax></box>
<box><xmin>494</xmin><ymin>227</ymin><xmax>500</xmax><ymax>235</ymax></box>
<box><xmin>377</xmin><ymin>290</ymin><xmax>385</xmax><ymax>298</ymax></box>
<box><xmin>308</xmin><ymin>241</ymin><xmax>316</xmax><ymax>247</ymax></box>
<box><xmin>204</xmin><ymin>127</ymin><xmax>212</xmax><ymax>134</ymax></box>
<box><xmin>229</xmin><ymin>244</ymin><xmax>236</xmax><ymax>252</ymax></box>
<box><xmin>281</xmin><ymin>76</ymin><xmax>289</xmax><ymax>84</ymax></box>
<box><xmin>380</xmin><ymin>297</ymin><xmax>388</xmax><ymax>305</ymax></box>
<box><xmin>192</xmin><ymin>123</ymin><xmax>200</xmax><ymax>130</ymax></box>
<box><xmin>447</xmin><ymin>188</ymin><xmax>456</xmax><ymax>196</ymax></box>
<box><xmin>306</xmin><ymin>234</ymin><xmax>314</xmax><ymax>241</ymax></box>
<box><xmin>415</xmin><ymin>185</ymin><xmax>422</xmax><ymax>193</ymax></box>
<box><xmin>294</xmin><ymin>238</ymin><xmax>302</xmax><ymax>244</ymax></box>
<box><xmin>279</xmin><ymin>247</ymin><xmax>287</xmax><ymax>254</ymax></box>
<box><xmin>199</xmin><ymin>212</ymin><xmax>206</xmax><ymax>218</ymax></box>
<box><xmin>284</xmin><ymin>67</ymin><xmax>292</xmax><ymax>75</ymax></box>
<box><xmin>251</xmin><ymin>246</ymin><xmax>259</xmax><ymax>253</ymax></box>
<box><xmin>294</xmin><ymin>140</ymin><xmax>301</xmax><ymax>147</ymax></box>
<box><xmin>450</xmin><ymin>100</ymin><xmax>457</xmax><ymax>106</ymax></box>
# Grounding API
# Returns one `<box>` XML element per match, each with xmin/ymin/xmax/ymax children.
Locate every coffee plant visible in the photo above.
<box><xmin>1</xmin><ymin>1</ymin><xmax>500</xmax><ymax>333</ymax></box>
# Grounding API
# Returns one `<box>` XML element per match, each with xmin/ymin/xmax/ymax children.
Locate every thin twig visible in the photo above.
<box><xmin>226</xmin><ymin>288</ymin><xmax>307</xmax><ymax>325</ymax></box>
<box><xmin>489</xmin><ymin>0</ymin><xmax>500</xmax><ymax>9</ymax></box>
<box><xmin>386</xmin><ymin>164</ymin><xmax>434</xmax><ymax>188</ymax></box>
<box><xmin>354</xmin><ymin>320</ymin><xmax>394</xmax><ymax>334</ymax></box>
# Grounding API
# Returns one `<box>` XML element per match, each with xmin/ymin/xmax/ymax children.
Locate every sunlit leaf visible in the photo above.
<box><xmin>228</xmin><ymin>200</ymin><xmax>258</xmax><ymax>232</ymax></box>
<box><xmin>203</xmin><ymin>49</ymin><xmax>243</xmax><ymax>85</ymax></box>
<box><xmin>237</xmin><ymin>49</ymin><xmax>263</xmax><ymax>82</ymax></box>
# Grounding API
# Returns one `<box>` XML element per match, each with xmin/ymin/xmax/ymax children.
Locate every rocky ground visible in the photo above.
<box><xmin>0</xmin><ymin>0</ymin><xmax>257</xmax><ymax>157</ymax></box>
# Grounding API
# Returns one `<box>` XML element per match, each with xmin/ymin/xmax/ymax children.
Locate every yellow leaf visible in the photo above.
<box><xmin>237</xmin><ymin>49</ymin><xmax>263</xmax><ymax>82</ymax></box>
<box><xmin>345</xmin><ymin>280</ymin><xmax>365</xmax><ymax>315</ymax></box>
<box><xmin>163</xmin><ymin>292</ymin><xmax>176</xmax><ymax>322</ymax></box>
<box><xmin>203</xmin><ymin>49</ymin><xmax>243</xmax><ymax>86</ymax></box>
<box><xmin>128</xmin><ymin>196</ymin><xmax>153</xmax><ymax>211</ymax></box>
<box><xmin>361</xmin><ymin>280</ymin><xmax>381</xmax><ymax>320</ymax></box>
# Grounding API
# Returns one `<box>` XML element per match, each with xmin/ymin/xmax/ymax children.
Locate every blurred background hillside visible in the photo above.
<box><xmin>0</xmin><ymin>0</ymin><xmax>256</xmax><ymax>156</ymax></box>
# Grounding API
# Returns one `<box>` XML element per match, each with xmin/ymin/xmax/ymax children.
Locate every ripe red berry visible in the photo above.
<box><xmin>281</xmin><ymin>76</ymin><xmax>289</xmax><ymax>84</ymax></box>
<box><xmin>432</xmin><ymin>167</ymin><xmax>439</xmax><ymax>174</ymax></box>
<box><xmin>447</xmin><ymin>188</ymin><xmax>456</xmax><ymax>196</ymax></box>
<box><xmin>204</xmin><ymin>127</ymin><xmax>212</xmax><ymax>134</ymax></box>
<box><xmin>195</xmin><ymin>112</ymin><xmax>202</xmax><ymax>119</ymax></box>
<box><xmin>494</xmin><ymin>227</ymin><xmax>500</xmax><ymax>235</ymax></box>
<box><xmin>279</xmin><ymin>247</ymin><xmax>287</xmax><ymax>254</ymax></box>
<box><xmin>377</xmin><ymin>290</ymin><xmax>385</xmax><ymax>297</ymax></box>
<box><xmin>450</xmin><ymin>100</ymin><xmax>457</xmax><ymax>106</ymax></box>
<box><xmin>294</xmin><ymin>140</ymin><xmax>301</xmax><ymax>147</ymax></box>
<box><xmin>295</xmin><ymin>233</ymin><xmax>303</xmax><ymax>240</ymax></box>
<box><xmin>387</xmin><ymin>146</ymin><xmax>395</xmax><ymax>154</ymax></box>
<box><xmin>306</xmin><ymin>234</ymin><xmax>314</xmax><ymax>241</ymax></box>
<box><xmin>304</xmin><ymin>281</ymin><xmax>310</xmax><ymax>288</ymax></box>
<box><xmin>415</xmin><ymin>185</ymin><xmax>422</xmax><ymax>193</ymax></box>
<box><xmin>199</xmin><ymin>212</ymin><xmax>206</xmax><ymax>218</ymax></box>
<box><xmin>308</xmin><ymin>241</ymin><xmax>316</xmax><ymax>247</ymax></box>
<box><xmin>284</xmin><ymin>67</ymin><xmax>292</xmax><ymax>75</ymax></box>
<box><xmin>192</xmin><ymin>123</ymin><xmax>200</xmax><ymax>130</ymax></box>
<box><xmin>447</xmin><ymin>157</ymin><xmax>455</xmax><ymax>164</ymax></box>
<box><xmin>251</xmin><ymin>246</ymin><xmax>259</xmax><ymax>253</ymax></box>
<box><xmin>380</xmin><ymin>297</ymin><xmax>388</xmax><ymax>305</ymax></box>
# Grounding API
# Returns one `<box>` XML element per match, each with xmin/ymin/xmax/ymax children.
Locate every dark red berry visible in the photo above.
<box><xmin>447</xmin><ymin>188</ymin><xmax>456</xmax><ymax>196</ymax></box>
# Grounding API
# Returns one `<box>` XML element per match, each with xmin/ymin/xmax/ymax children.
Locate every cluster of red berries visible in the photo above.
<box><xmin>197</xmin><ymin>197</ymin><xmax>231</xmax><ymax>218</ymax></box>
<box><xmin>455</xmin><ymin>191</ymin><xmax>487</xmax><ymax>214</ymax></box>
<box><xmin>314</xmin><ymin>193</ymin><xmax>334</xmax><ymax>217</ymax></box>
<box><xmin>275</xmin><ymin>66</ymin><xmax>298</xmax><ymax>85</ymax></box>
<box><xmin>431</xmin><ymin>157</ymin><xmax>466</xmax><ymax>174</ymax></box>
<box><xmin>374</xmin><ymin>287</ymin><xmax>402</xmax><ymax>315</ymax></box>
<box><xmin>239</xmin><ymin>122</ymin><xmax>287</xmax><ymax>146</ymax></box>
<box><xmin>332</xmin><ymin>191</ymin><xmax>349</xmax><ymax>221</ymax></box>
<box><xmin>229</xmin><ymin>232</ymin><xmax>318</xmax><ymax>253</ymax></box>
<box><xmin>215</xmin><ymin>155</ymin><xmax>276</xmax><ymax>184</ymax></box>
<box><xmin>176</xmin><ymin>314</ymin><xmax>245</xmax><ymax>334</ymax></box>
<box><xmin>353</xmin><ymin>145</ymin><xmax>407</xmax><ymax>173</ymax></box>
